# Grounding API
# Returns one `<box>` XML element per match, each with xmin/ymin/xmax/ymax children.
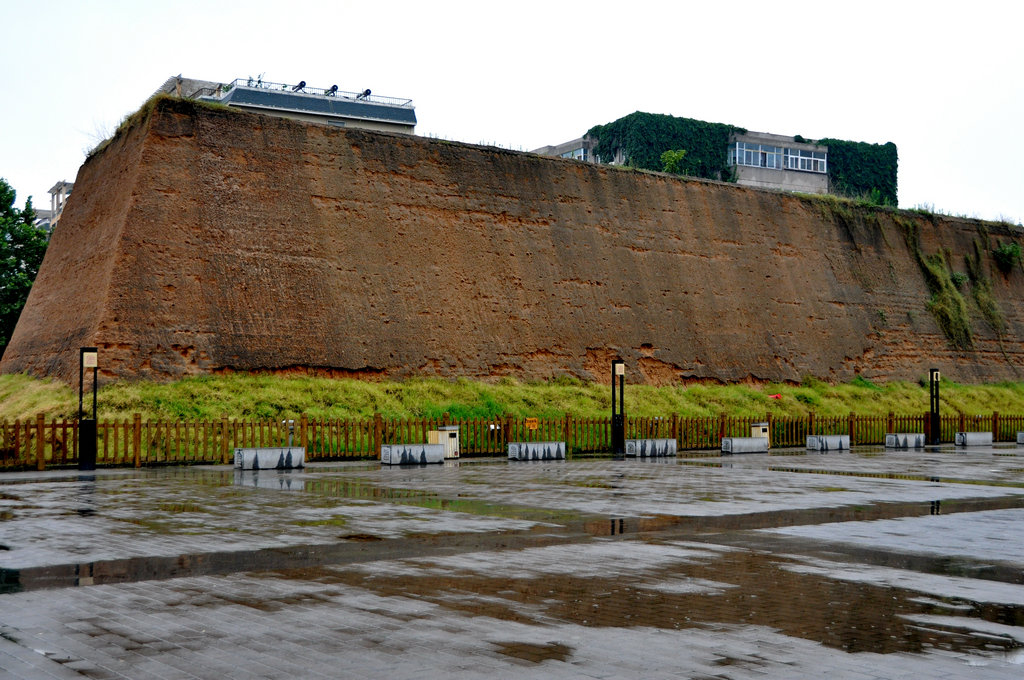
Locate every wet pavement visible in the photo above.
<box><xmin>1</xmin><ymin>445</ymin><xmax>1022</xmax><ymax>678</ymax></box>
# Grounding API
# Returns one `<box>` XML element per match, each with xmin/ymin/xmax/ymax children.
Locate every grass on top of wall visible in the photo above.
<box><xmin>2</xmin><ymin>373</ymin><xmax>1024</xmax><ymax>423</ymax></box>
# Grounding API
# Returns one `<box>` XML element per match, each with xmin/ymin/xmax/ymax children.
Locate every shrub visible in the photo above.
<box><xmin>993</xmin><ymin>241</ymin><xmax>1022</xmax><ymax>274</ymax></box>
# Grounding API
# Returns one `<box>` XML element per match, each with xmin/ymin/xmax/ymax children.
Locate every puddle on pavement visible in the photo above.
<box><xmin>493</xmin><ymin>641</ymin><xmax>573</xmax><ymax>663</ymax></box>
<box><xmin>284</xmin><ymin>545</ymin><xmax>1022</xmax><ymax>659</ymax></box>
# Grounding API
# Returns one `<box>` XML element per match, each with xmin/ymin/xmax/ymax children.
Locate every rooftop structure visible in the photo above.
<box><xmin>155</xmin><ymin>76</ymin><xmax>417</xmax><ymax>134</ymax></box>
<box><xmin>46</xmin><ymin>180</ymin><xmax>73</xmax><ymax>232</ymax></box>
<box><xmin>530</xmin><ymin>137</ymin><xmax>598</xmax><ymax>163</ymax></box>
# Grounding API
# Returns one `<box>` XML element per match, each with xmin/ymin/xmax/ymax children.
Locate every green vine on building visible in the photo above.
<box><xmin>817</xmin><ymin>138</ymin><xmax>898</xmax><ymax>206</ymax></box>
<box><xmin>586</xmin><ymin>112</ymin><xmax>744</xmax><ymax>181</ymax></box>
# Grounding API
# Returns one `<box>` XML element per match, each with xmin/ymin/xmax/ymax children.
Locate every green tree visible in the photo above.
<box><xmin>1</xmin><ymin>178</ymin><xmax>49</xmax><ymax>357</ymax></box>
<box><xmin>660</xmin><ymin>149</ymin><xmax>687</xmax><ymax>174</ymax></box>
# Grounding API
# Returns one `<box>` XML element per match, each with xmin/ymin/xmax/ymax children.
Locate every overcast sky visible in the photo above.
<box><xmin>3</xmin><ymin>0</ymin><xmax>1022</xmax><ymax>224</ymax></box>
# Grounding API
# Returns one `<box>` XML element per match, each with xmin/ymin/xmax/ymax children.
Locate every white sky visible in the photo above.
<box><xmin>2</xmin><ymin>0</ymin><xmax>1022</xmax><ymax>223</ymax></box>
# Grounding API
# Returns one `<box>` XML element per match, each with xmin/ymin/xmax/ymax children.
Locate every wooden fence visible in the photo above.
<box><xmin>2</xmin><ymin>411</ymin><xmax>1023</xmax><ymax>471</ymax></box>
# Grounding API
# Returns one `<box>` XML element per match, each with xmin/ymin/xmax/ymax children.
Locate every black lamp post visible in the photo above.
<box><xmin>929</xmin><ymin>368</ymin><xmax>940</xmax><ymax>445</ymax></box>
<box><xmin>611</xmin><ymin>360</ymin><xmax>625</xmax><ymax>455</ymax></box>
<box><xmin>79</xmin><ymin>347</ymin><xmax>98</xmax><ymax>470</ymax></box>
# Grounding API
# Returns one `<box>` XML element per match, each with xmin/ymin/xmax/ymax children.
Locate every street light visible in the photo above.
<box><xmin>79</xmin><ymin>347</ymin><xmax>98</xmax><ymax>470</ymax></box>
<box><xmin>611</xmin><ymin>360</ymin><xmax>625</xmax><ymax>455</ymax></box>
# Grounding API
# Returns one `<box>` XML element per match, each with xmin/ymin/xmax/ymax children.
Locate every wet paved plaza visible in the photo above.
<box><xmin>1</xmin><ymin>445</ymin><xmax>1023</xmax><ymax>678</ymax></box>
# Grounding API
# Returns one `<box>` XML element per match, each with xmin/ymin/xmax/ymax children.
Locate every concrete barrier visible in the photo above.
<box><xmin>234</xmin><ymin>447</ymin><xmax>305</xmax><ymax>470</ymax></box>
<box><xmin>885</xmin><ymin>433</ymin><xmax>926</xmax><ymax>449</ymax></box>
<box><xmin>625</xmin><ymin>438</ymin><xmax>677</xmax><ymax>457</ymax></box>
<box><xmin>806</xmin><ymin>435</ymin><xmax>849</xmax><ymax>451</ymax></box>
<box><xmin>1018</xmin><ymin>432</ymin><xmax>1024</xmax><ymax>445</ymax></box>
<box><xmin>508</xmin><ymin>441</ymin><xmax>566</xmax><ymax>461</ymax></box>
<box><xmin>955</xmin><ymin>431</ymin><xmax>993</xmax><ymax>446</ymax></box>
<box><xmin>721</xmin><ymin>437</ymin><xmax>769</xmax><ymax>454</ymax></box>
<box><xmin>381</xmin><ymin>443</ymin><xmax>445</xmax><ymax>465</ymax></box>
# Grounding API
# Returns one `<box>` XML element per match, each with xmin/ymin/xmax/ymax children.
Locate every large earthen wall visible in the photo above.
<box><xmin>3</xmin><ymin>98</ymin><xmax>1023</xmax><ymax>384</ymax></box>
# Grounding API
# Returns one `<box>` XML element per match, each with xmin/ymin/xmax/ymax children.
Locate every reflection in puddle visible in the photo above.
<box><xmin>492</xmin><ymin>641</ymin><xmax>573</xmax><ymax>663</ymax></box>
<box><xmin>301</xmin><ymin>545</ymin><xmax>1024</xmax><ymax>658</ymax></box>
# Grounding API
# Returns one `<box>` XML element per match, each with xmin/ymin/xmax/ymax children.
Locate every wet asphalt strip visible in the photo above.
<box><xmin>4</xmin><ymin>486</ymin><xmax>1022</xmax><ymax>594</ymax></box>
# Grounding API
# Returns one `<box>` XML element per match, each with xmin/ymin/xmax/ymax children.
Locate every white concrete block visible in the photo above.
<box><xmin>806</xmin><ymin>435</ymin><xmax>849</xmax><ymax>451</ymax></box>
<box><xmin>721</xmin><ymin>437</ymin><xmax>769</xmax><ymax>454</ymax></box>
<box><xmin>625</xmin><ymin>439</ymin><xmax>677</xmax><ymax>457</ymax></box>
<box><xmin>1018</xmin><ymin>432</ymin><xmax>1024</xmax><ymax>445</ymax></box>
<box><xmin>380</xmin><ymin>443</ymin><xmax>445</xmax><ymax>465</ymax></box>
<box><xmin>233</xmin><ymin>447</ymin><xmax>305</xmax><ymax>470</ymax></box>
<box><xmin>955</xmin><ymin>431</ymin><xmax>993</xmax><ymax>446</ymax></box>
<box><xmin>885</xmin><ymin>433</ymin><xmax>926</xmax><ymax>449</ymax></box>
<box><xmin>508</xmin><ymin>441</ymin><xmax>565</xmax><ymax>461</ymax></box>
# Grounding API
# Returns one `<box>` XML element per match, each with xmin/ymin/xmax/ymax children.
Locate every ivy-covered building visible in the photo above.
<box><xmin>532</xmin><ymin>112</ymin><xmax>897</xmax><ymax>205</ymax></box>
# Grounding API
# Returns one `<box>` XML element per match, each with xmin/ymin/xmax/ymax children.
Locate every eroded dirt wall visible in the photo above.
<box><xmin>3</xmin><ymin>98</ymin><xmax>1022</xmax><ymax>384</ymax></box>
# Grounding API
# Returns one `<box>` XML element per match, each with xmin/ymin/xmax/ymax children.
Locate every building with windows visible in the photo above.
<box><xmin>530</xmin><ymin>137</ymin><xmax>598</xmax><ymax>163</ymax></box>
<box><xmin>534</xmin><ymin>124</ymin><xmax>834</xmax><ymax>195</ymax></box>
<box><xmin>44</xmin><ymin>180</ymin><xmax>73</xmax><ymax>233</ymax></box>
<box><xmin>155</xmin><ymin>76</ymin><xmax>417</xmax><ymax>134</ymax></box>
<box><xmin>727</xmin><ymin>131</ymin><xmax>828</xmax><ymax>194</ymax></box>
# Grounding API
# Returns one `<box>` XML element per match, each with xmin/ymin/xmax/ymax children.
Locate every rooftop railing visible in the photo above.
<box><xmin>215</xmin><ymin>78</ymin><xmax>414</xmax><ymax>108</ymax></box>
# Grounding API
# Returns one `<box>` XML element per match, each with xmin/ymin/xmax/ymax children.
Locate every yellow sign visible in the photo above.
<box><xmin>525</xmin><ymin>418</ymin><xmax>539</xmax><ymax>430</ymax></box>
<box><xmin>82</xmin><ymin>351</ymin><xmax>98</xmax><ymax>368</ymax></box>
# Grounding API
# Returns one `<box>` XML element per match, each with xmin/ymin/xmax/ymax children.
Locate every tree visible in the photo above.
<box><xmin>660</xmin><ymin>149</ymin><xmax>687</xmax><ymax>174</ymax></box>
<box><xmin>1</xmin><ymin>178</ymin><xmax>49</xmax><ymax>358</ymax></box>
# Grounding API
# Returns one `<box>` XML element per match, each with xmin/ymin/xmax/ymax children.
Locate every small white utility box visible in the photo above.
<box><xmin>751</xmin><ymin>422</ymin><xmax>770</xmax><ymax>448</ymax></box>
<box><xmin>428</xmin><ymin>426</ymin><xmax>460</xmax><ymax>459</ymax></box>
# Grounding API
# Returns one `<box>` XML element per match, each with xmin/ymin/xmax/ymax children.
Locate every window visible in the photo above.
<box><xmin>784</xmin><ymin>148</ymin><xmax>827</xmax><ymax>173</ymax></box>
<box><xmin>731</xmin><ymin>142</ymin><xmax>783</xmax><ymax>169</ymax></box>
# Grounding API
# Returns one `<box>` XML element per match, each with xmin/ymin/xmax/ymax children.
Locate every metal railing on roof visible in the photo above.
<box><xmin>215</xmin><ymin>78</ymin><xmax>414</xmax><ymax>108</ymax></box>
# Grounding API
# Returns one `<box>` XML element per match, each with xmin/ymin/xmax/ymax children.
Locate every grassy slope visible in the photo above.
<box><xmin>2</xmin><ymin>373</ymin><xmax>1024</xmax><ymax>422</ymax></box>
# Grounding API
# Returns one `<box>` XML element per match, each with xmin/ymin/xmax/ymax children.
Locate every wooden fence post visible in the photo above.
<box><xmin>848</xmin><ymin>412</ymin><xmax>855</xmax><ymax>444</ymax></box>
<box><xmin>373</xmin><ymin>413</ymin><xmax>383</xmax><ymax>454</ymax></box>
<box><xmin>992</xmin><ymin>411</ymin><xmax>1000</xmax><ymax>442</ymax></box>
<box><xmin>13</xmin><ymin>419</ymin><xmax>20</xmax><ymax>466</ymax></box>
<box><xmin>564</xmin><ymin>412</ymin><xmax>572</xmax><ymax>457</ymax></box>
<box><xmin>133</xmin><ymin>413</ymin><xmax>142</xmax><ymax>467</ymax></box>
<box><xmin>887</xmin><ymin>411</ymin><xmax>895</xmax><ymax>435</ymax></box>
<box><xmin>808</xmin><ymin>411</ymin><xmax>815</xmax><ymax>437</ymax></box>
<box><xmin>36</xmin><ymin>413</ymin><xmax>45</xmax><ymax>471</ymax></box>
<box><xmin>718</xmin><ymin>413</ymin><xmax>726</xmax><ymax>443</ymax></box>
<box><xmin>300</xmin><ymin>413</ymin><xmax>309</xmax><ymax>451</ymax></box>
<box><xmin>959</xmin><ymin>412</ymin><xmax>966</xmax><ymax>435</ymax></box>
<box><xmin>671</xmin><ymin>413</ymin><xmax>679</xmax><ymax>447</ymax></box>
<box><xmin>219</xmin><ymin>414</ymin><xmax>229</xmax><ymax>464</ymax></box>
<box><xmin>766</xmin><ymin>412</ymin><xmax>774</xmax><ymax>448</ymax></box>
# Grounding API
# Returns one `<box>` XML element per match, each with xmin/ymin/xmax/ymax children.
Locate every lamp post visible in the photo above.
<box><xmin>79</xmin><ymin>347</ymin><xmax>98</xmax><ymax>470</ymax></box>
<box><xmin>929</xmin><ymin>368</ymin><xmax>940</xmax><ymax>445</ymax></box>
<box><xmin>611</xmin><ymin>360</ymin><xmax>625</xmax><ymax>455</ymax></box>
